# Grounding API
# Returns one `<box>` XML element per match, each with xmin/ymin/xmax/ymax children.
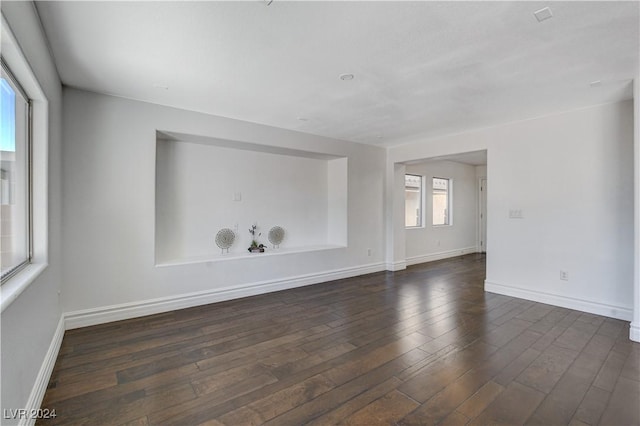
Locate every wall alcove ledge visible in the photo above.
<box><xmin>156</xmin><ymin>244</ymin><xmax>347</xmax><ymax>267</ymax></box>
<box><xmin>155</xmin><ymin>131</ymin><xmax>348</xmax><ymax>266</ymax></box>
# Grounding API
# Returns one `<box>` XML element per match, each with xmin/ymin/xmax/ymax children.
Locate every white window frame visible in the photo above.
<box><xmin>0</xmin><ymin>15</ymin><xmax>49</xmax><ymax>312</ymax></box>
<box><xmin>405</xmin><ymin>174</ymin><xmax>424</xmax><ymax>229</ymax></box>
<box><xmin>432</xmin><ymin>177</ymin><xmax>452</xmax><ymax>227</ymax></box>
<box><xmin>1</xmin><ymin>58</ymin><xmax>33</xmax><ymax>283</ymax></box>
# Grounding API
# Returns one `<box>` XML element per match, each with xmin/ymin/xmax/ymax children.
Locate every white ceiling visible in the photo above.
<box><xmin>35</xmin><ymin>1</ymin><xmax>639</xmax><ymax>147</ymax></box>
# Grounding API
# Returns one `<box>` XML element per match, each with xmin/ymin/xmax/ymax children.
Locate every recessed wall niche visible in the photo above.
<box><xmin>155</xmin><ymin>131</ymin><xmax>347</xmax><ymax>266</ymax></box>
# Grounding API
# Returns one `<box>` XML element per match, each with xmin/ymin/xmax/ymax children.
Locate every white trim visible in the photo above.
<box><xmin>406</xmin><ymin>246</ymin><xmax>477</xmax><ymax>266</ymax></box>
<box><xmin>386</xmin><ymin>260</ymin><xmax>407</xmax><ymax>271</ymax></box>
<box><xmin>631</xmin><ymin>323</ymin><xmax>640</xmax><ymax>342</ymax></box>
<box><xmin>0</xmin><ymin>263</ymin><xmax>47</xmax><ymax>312</ymax></box>
<box><xmin>20</xmin><ymin>316</ymin><xmax>64</xmax><ymax>426</ymax></box>
<box><xmin>478</xmin><ymin>177</ymin><xmax>487</xmax><ymax>253</ymax></box>
<box><xmin>632</xmin><ymin>77</ymin><xmax>640</xmax><ymax>342</ymax></box>
<box><xmin>65</xmin><ymin>262</ymin><xmax>385</xmax><ymax>329</ymax></box>
<box><xmin>485</xmin><ymin>280</ymin><xmax>633</xmax><ymax>321</ymax></box>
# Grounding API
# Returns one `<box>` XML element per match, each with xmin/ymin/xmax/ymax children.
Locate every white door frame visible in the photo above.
<box><xmin>478</xmin><ymin>178</ymin><xmax>487</xmax><ymax>253</ymax></box>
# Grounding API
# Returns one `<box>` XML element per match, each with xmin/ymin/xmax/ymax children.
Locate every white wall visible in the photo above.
<box><xmin>386</xmin><ymin>163</ymin><xmax>407</xmax><ymax>271</ymax></box>
<box><xmin>0</xmin><ymin>2</ymin><xmax>63</xmax><ymax>421</ymax></box>
<box><xmin>327</xmin><ymin>157</ymin><xmax>348</xmax><ymax>247</ymax></box>
<box><xmin>62</xmin><ymin>88</ymin><xmax>386</xmax><ymax>325</ymax></box>
<box><xmin>404</xmin><ymin>160</ymin><xmax>479</xmax><ymax>264</ymax></box>
<box><xmin>155</xmin><ymin>139</ymin><xmax>334</xmax><ymax>263</ymax></box>
<box><xmin>476</xmin><ymin>165</ymin><xmax>487</xmax><ymax>179</ymax></box>
<box><xmin>389</xmin><ymin>100</ymin><xmax>634</xmax><ymax>320</ymax></box>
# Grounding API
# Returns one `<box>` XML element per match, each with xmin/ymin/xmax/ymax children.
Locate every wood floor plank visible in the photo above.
<box><xmin>494</xmin><ymin>347</ymin><xmax>540</xmax><ymax>387</ymax></box>
<box><xmin>341</xmin><ymin>390</ymin><xmax>419</xmax><ymax>425</ymax></box>
<box><xmin>397</xmin><ymin>340</ymin><xmax>498</xmax><ymax>403</ymax></box>
<box><xmin>44</xmin><ymin>371</ymin><xmax>118</xmax><ymax>403</ymax></box>
<box><xmin>36</xmin><ymin>254</ymin><xmax>640</xmax><ymax>426</ymax></box>
<box><xmin>78</xmin><ymin>382</ymin><xmax>197</xmax><ymax>426</ymax></box>
<box><xmin>305</xmin><ymin>377</ymin><xmax>402</xmax><ymax>425</ymax></box>
<box><xmin>217</xmin><ymin>373</ymin><xmax>335</xmax><ymax>425</ymax></box>
<box><xmin>598</xmin><ymin>376</ymin><xmax>640</xmax><ymax>425</ymax></box>
<box><xmin>468</xmin><ymin>381</ymin><xmax>545</xmax><ymax>425</ymax></box>
<box><xmin>456</xmin><ymin>380</ymin><xmax>504</xmax><ymax>420</ymax></box>
<box><xmin>262</xmin><ymin>349</ymin><xmax>428</xmax><ymax>425</ymax></box>
<box><xmin>439</xmin><ymin>410</ymin><xmax>470</xmax><ymax>426</ymax></box>
<box><xmin>572</xmin><ymin>385</ymin><xmax>610</xmax><ymax>425</ymax></box>
<box><xmin>269</xmin><ymin>342</ymin><xmax>357</xmax><ymax>380</ymax></box>
<box><xmin>592</xmin><ymin>349</ymin><xmax>628</xmax><ymax>392</ymax></box>
<box><xmin>323</xmin><ymin>332</ymin><xmax>430</xmax><ymax>386</ymax></box>
<box><xmin>554</xmin><ymin>321</ymin><xmax>599</xmax><ymax>353</ymax></box>
<box><xmin>516</xmin><ymin>344</ymin><xmax>579</xmax><ymax>394</ymax></box>
<box><xmin>398</xmin><ymin>368</ymin><xmax>491</xmax><ymax>425</ymax></box>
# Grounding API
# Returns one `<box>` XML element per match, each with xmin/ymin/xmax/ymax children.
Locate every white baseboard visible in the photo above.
<box><xmin>485</xmin><ymin>280</ymin><xmax>633</xmax><ymax>321</ymax></box>
<box><xmin>630</xmin><ymin>322</ymin><xmax>640</xmax><ymax>342</ymax></box>
<box><xmin>406</xmin><ymin>247</ymin><xmax>478</xmax><ymax>267</ymax></box>
<box><xmin>20</xmin><ymin>316</ymin><xmax>65</xmax><ymax>426</ymax></box>
<box><xmin>65</xmin><ymin>262</ymin><xmax>385</xmax><ymax>329</ymax></box>
<box><xmin>385</xmin><ymin>260</ymin><xmax>407</xmax><ymax>271</ymax></box>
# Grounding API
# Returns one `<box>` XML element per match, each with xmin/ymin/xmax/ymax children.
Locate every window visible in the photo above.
<box><xmin>432</xmin><ymin>177</ymin><xmax>451</xmax><ymax>226</ymax></box>
<box><xmin>405</xmin><ymin>174</ymin><xmax>423</xmax><ymax>227</ymax></box>
<box><xmin>0</xmin><ymin>16</ymin><xmax>48</xmax><ymax>309</ymax></box>
<box><xmin>1</xmin><ymin>60</ymin><xmax>31</xmax><ymax>283</ymax></box>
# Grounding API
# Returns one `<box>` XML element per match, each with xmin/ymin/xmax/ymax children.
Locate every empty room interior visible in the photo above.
<box><xmin>1</xmin><ymin>1</ymin><xmax>639</xmax><ymax>425</ymax></box>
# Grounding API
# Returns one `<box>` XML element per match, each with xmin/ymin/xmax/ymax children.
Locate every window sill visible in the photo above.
<box><xmin>1</xmin><ymin>263</ymin><xmax>48</xmax><ymax>313</ymax></box>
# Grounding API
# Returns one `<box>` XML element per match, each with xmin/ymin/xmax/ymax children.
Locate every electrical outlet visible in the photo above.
<box><xmin>367</xmin><ymin>248</ymin><xmax>372</xmax><ymax>257</ymax></box>
<box><xmin>560</xmin><ymin>270</ymin><xmax>569</xmax><ymax>281</ymax></box>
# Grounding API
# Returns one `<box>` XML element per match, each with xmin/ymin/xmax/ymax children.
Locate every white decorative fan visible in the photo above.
<box><xmin>268</xmin><ymin>226</ymin><xmax>285</xmax><ymax>248</ymax></box>
<box><xmin>215</xmin><ymin>228</ymin><xmax>235</xmax><ymax>253</ymax></box>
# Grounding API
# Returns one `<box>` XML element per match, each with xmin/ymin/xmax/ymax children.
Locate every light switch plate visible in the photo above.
<box><xmin>509</xmin><ymin>209</ymin><xmax>523</xmax><ymax>219</ymax></box>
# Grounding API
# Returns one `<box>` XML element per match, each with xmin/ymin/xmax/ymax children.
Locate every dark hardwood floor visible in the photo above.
<box><xmin>39</xmin><ymin>254</ymin><xmax>640</xmax><ymax>425</ymax></box>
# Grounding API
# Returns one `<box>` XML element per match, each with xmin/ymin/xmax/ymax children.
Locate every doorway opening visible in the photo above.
<box><xmin>402</xmin><ymin>149</ymin><xmax>487</xmax><ymax>267</ymax></box>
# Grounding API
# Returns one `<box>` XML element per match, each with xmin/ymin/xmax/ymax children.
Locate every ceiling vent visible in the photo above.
<box><xmin>534</xmin><ymin>7</ymin><xmax>553</xmax><ymax>23</ymax></box>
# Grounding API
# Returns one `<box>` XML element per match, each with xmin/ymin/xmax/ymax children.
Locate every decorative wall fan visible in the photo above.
<box><xmin>215</xmin><ymin>228</ymin><xmax>235</xmax><ymax>254</ymax></box>
<box><xmin>268</xmin><ymin>226</ymin><xmax>285</xmax><ymax>248</ymax></box>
